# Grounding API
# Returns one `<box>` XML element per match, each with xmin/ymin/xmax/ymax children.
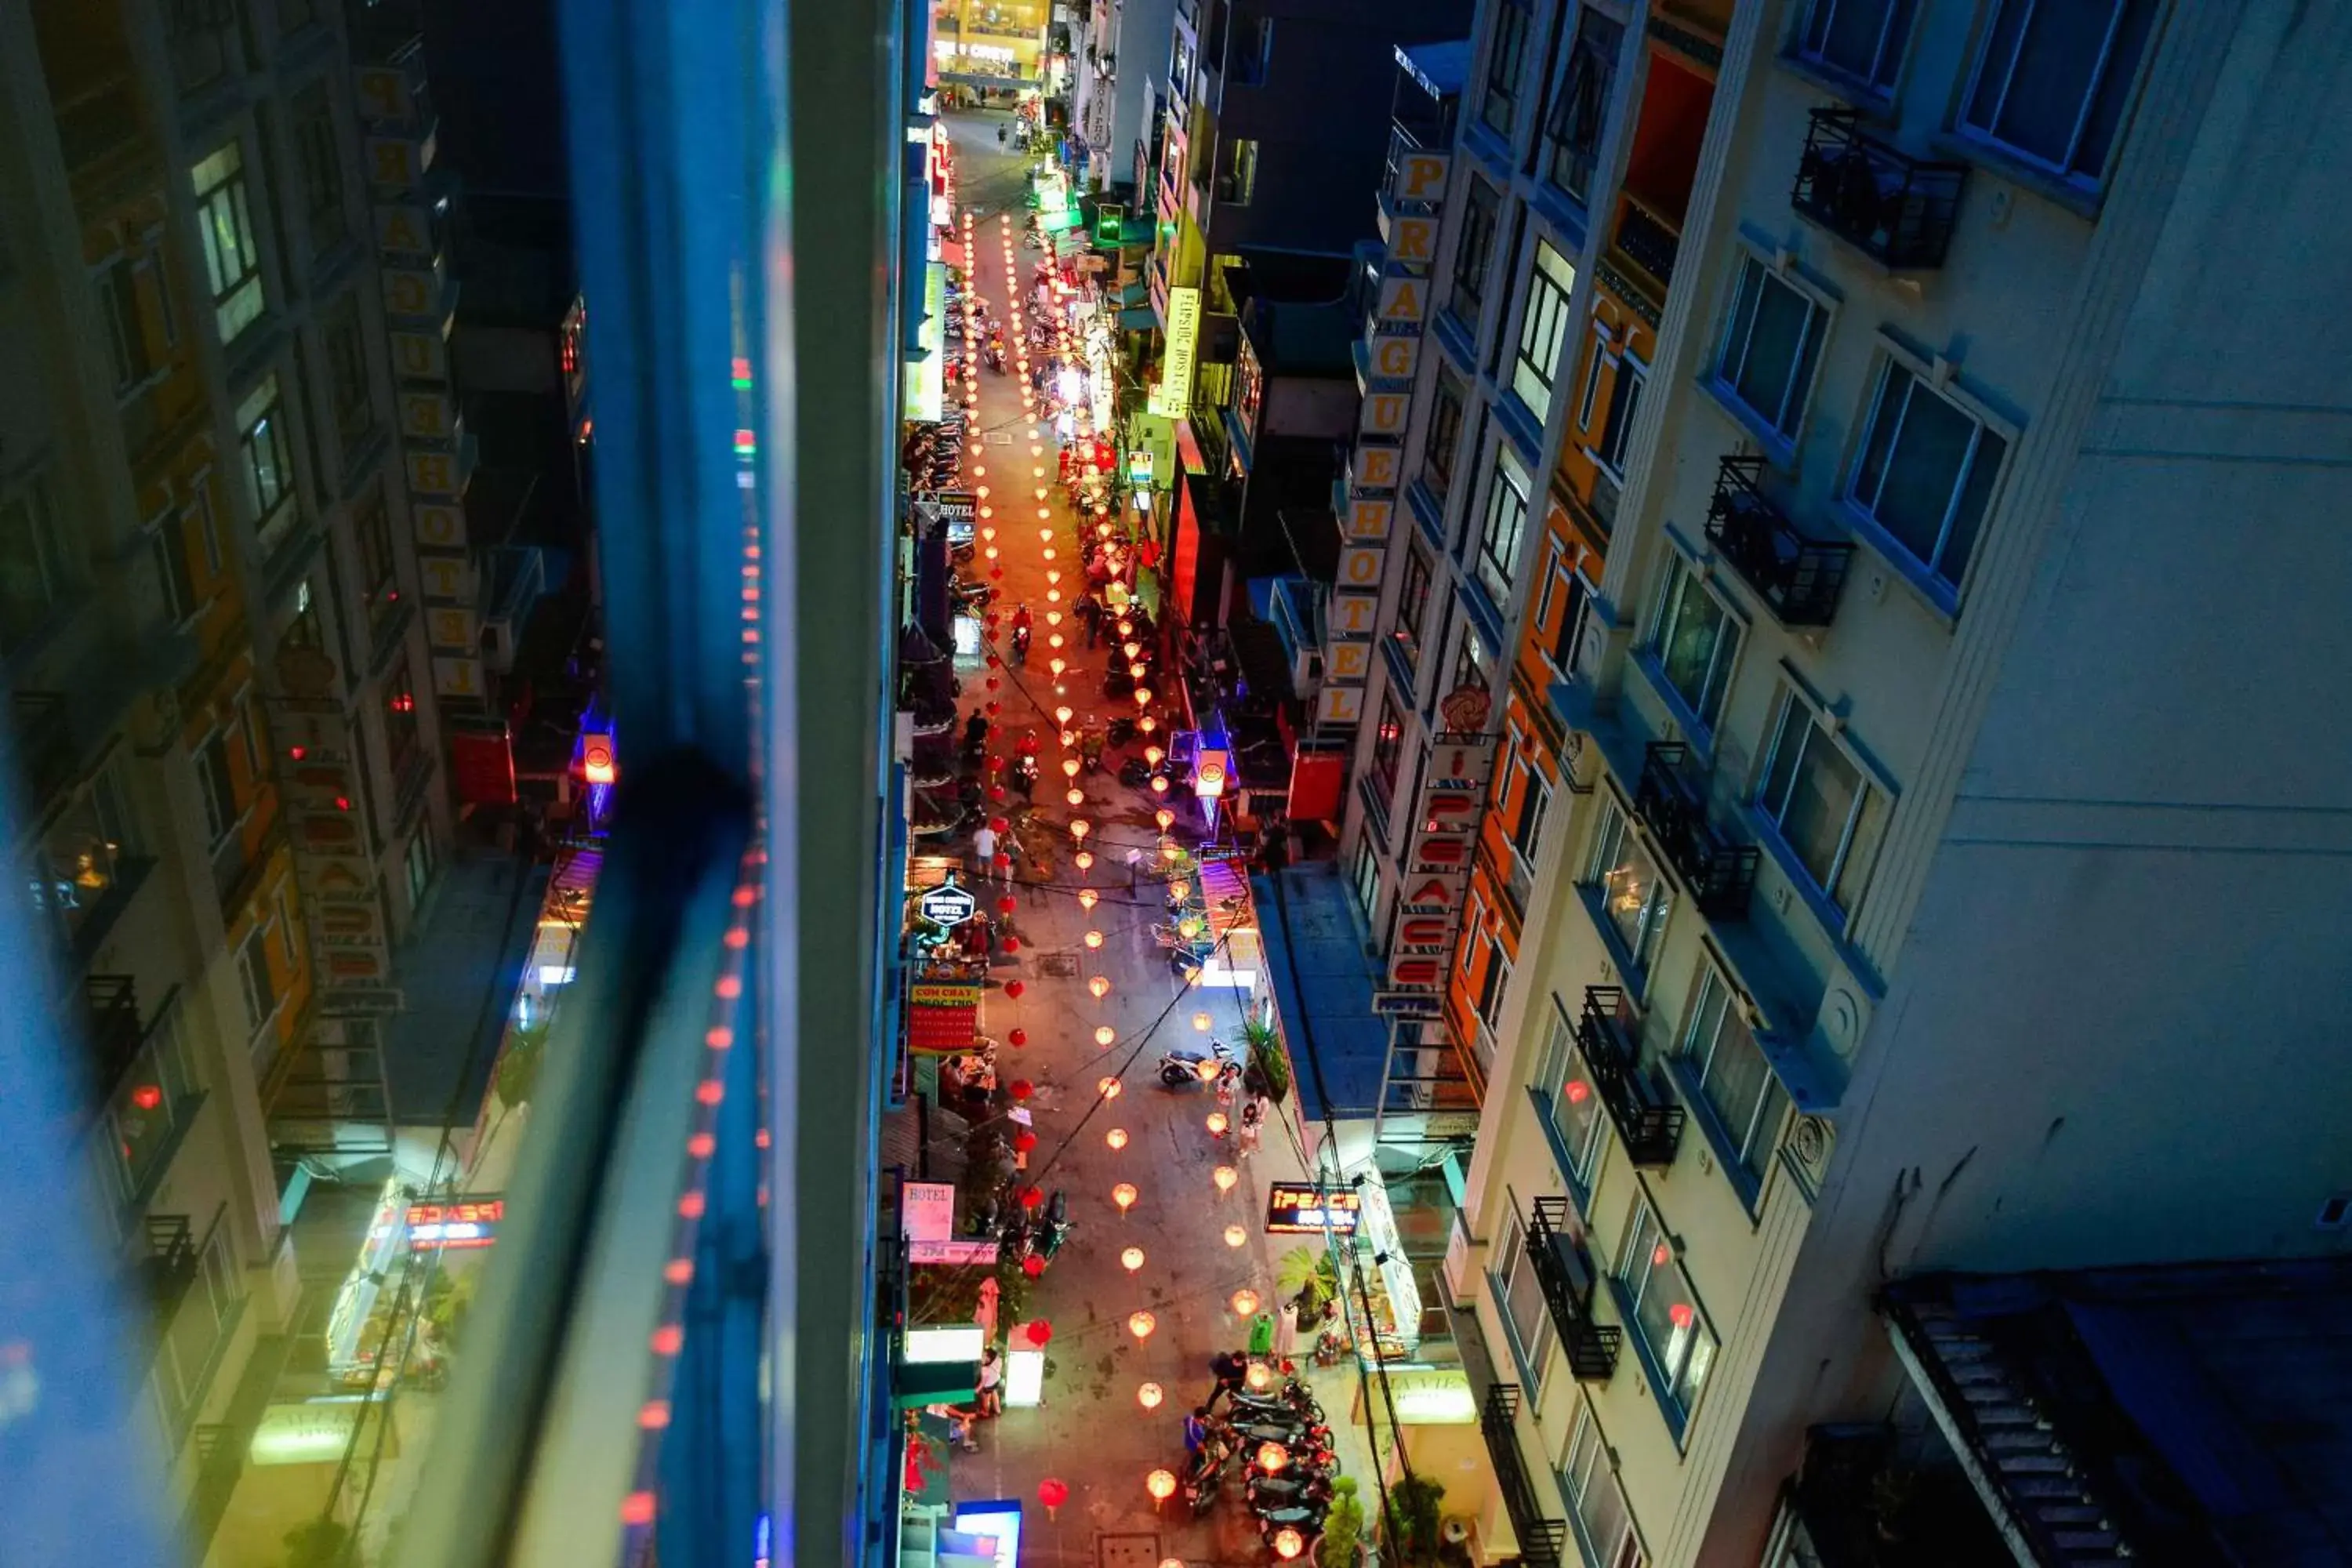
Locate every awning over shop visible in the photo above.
<box><xmin>1113</xmin><ymin>279</ymin><xmax>1149</xmax><ymax>308</ymax></box>
<box><xmin>1118</xmin><ymin>306</ymin><xmax>1156</xmax><ymax>330</ymax></box>
<box><xmin>1251</xmin><ymin>862</ymin><xmax>1391</xmax><ymax>1121</ymax></box>
<box><xmin>1199</xmin><ymin>858</ymin><xmax>1253</xmax><ymax>935</ymax></box>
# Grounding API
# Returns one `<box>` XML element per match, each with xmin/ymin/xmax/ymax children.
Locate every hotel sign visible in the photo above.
<box><xmin>1266</xmin><ymin>1182</ymin><xmax>1363</xmax><ymax>1234</ymax></box>
<box><xmin>1390</xmin><ymin>151</ymin><xmax>1451</xmax><ymax>206</ymax></box>
<box><xmin>1388</xmin><ymin>724</ymin><xmax>1498</xmax><ymax>993</ymax></box>
<box><xmin>1149</xmin><ymin>285</ymin><xmax>1202</xmax><ymax>417</ymax></box>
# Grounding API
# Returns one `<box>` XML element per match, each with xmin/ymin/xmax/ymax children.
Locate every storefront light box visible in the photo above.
<box><xmin>1265</xmin><ymin>1182</ymin><xmax>1362</xmax><ymax>1234</ymax></box>
<box><xmin>902</xmin><ymin>1324</ymin><xmax>985</xmax><ymax>1364</ymax></box>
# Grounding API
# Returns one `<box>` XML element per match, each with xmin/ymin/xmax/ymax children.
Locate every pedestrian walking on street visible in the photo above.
<box><xmin>977</xmin><ymin>1348</ymin><xmax>1004</xmax><ymax>1417</ymax></box>
<box><xmin>972</xmin><ymin>821</ymin><xmax>1000</xmax><ymax>881</ymax></box>
<box><xmin>1239</xmin><ymin>1094</ymin><xmax>1265</xmax><ymax>1155</ymax></box>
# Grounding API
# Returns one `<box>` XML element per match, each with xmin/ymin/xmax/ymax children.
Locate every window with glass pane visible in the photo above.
<box><xmin>1647</xmin><ymin>559</ymin><xmax>1741</xmax><ymax>731</ymax></box>
<box><xmin>1476</xmin><ymin>942</ymin><xmax>1511</xmax><ymax>1026</ymax></box>
<box><xmin>0</xmin><ymin>479</ymin><xmax>65</xmax><ymax>653</ymax></box>
<box><xmin>1515</xmin><ymin>771</ymin><xmax>1551</xmax><ymax>856</ymax></box>
<box><xmin>1544</xmin><ymin>9</ymin><xmax>1622</xmax><ymax>204</ymax></box>
<box><xmin>1757</xmin><ymin>691</ymin><xmax>1888</xmax><ymax>918</ymax></box>
<box><xmin>1796</xmin><ymin>0</ymin><xmax>1916</xmax><ymax>93</ymax></box>
<box><xmin>1849</xmin><ymin>361</ymin><xmax>2006</xmax><ymax>591</ymax></box>
<box><xmin>325</xmin><ymin>296</ymin><xmax>375</xmax><ymax>448</ymax></box>
<box><xmin>1450</xmin><ymin>180</ymin><xmax>1501</xmax><ymax>327</ymax></box>
<box><xmin>1617</xmin><ymin>1202</ymin><xmax>1717</xmax><ymax>1427</ymax></box>
<box><xmin>1559</xmin><ymin>1402</ymin><xmax>1647</xmax><ymax>1568</ymax></box>
<box><xmin>1595</xmin><ymin>356</ymin><xmax>1645</xmax><ymax>475</ymax></box>
<box><xmin>1476</xmin><ymin>448</ymin><xmax>1531</xmax><ymax>607</ymax></box>
<box><xmin>1716</xmin><ymin>259</ymin><xmax>1827</xmax><ymax>439</ymax></box>
<box><xmin>1678</xmin><ymin>967</ymin><xmax>1791</xmax><ymax>1192</ymax></box>
<box><xmin>191</xmin><ymin>142</ymin><xmax>265</xmax><ymax>343</ymax></box>
<box><xmin>1450</xmin><ymin>620</ymin><xmax>1490</xmax><ymax>699</ymax></box>
<box><xmin>1424</xmin><ymin>370</ymin><xmax>1469</xmax><ymax>503</ymax></box>
<box><xmin>355</xmin><ymin>482</ymin><xmax>400</xmax><ymax>633</ymax></box>
<box><xmin>1491</xmin><ymin>1209</ymin><xmax>1555</xmax><ymax>1385</ymax></box>
<box><xmin>1550</xmin><ymin>567</ymin><xmax>1589</xmax><ymax>670</ymax></box>
<box><xmin>1961</xmin><ymin>0</ymin><xmax>2156</xmax><ymax>187</ymax></box>
<box><xmin>38</xmin><ymin>779</ymin><xmax>129</xmax><ymax>936</ymax></box>
<box><xmin>238</xmin><ymin>376</ymin><xmax>294</xmax><ymax>546</ymax></box>
<box><xmin>198</xmin><ymin>734</ymin><xmax>237</xmax><ymax>844</ymax></box>
<box><xmin>238</xmin><ymin>928</ymin><xmax>278</xmax><ymax>1036</ymax></box>
<box><xmin>292</xmin><ymin>83</ymin><xmax>346</xmax><ymax>255</ymax></box>
<box><xmin>1584</xmin><ymin>800</ymin><xmax>1670</xmax><ymax>974</ymax></box>
<box><xmin>1543</xmin><ymin>1007</ymin><xmax>1607</xmax><ymax>1185</ymax></box>
<box><xmin>387</xmin><ymin>655</ymin><xmax>422</xmax><ymax>773</ymax></box>
<box><xmin>1509</xmin><ymin>242</ymin><xmax>1577</xmax><ymax>419</ymax></box>
<box><xmin>1395</xmin><ymin>543</ymin><xmax>1434</xmax><ymax>672</ymax></box>
<box><xmin>102</xmin><ymin>1014</ymin><xmax>193</xmax><ymax>1197</ymax></box>
<box><xmin>1479</xmin><ymin>0</ymin><xmax>1533</xmax><ymax>139</ymax></box>
<box><xmin>96</xmin><ymin>260</ymin><xmax>155</xmax><ymax>391</ymax></box>
<box><xmin>1370</xmin><ymin>694</ymin><xmax>1405</xmax><ymax>799</ymax></box>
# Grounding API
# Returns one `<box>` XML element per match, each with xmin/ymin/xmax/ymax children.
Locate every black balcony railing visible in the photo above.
<box><xmin>1706</xmin><ymin>456</ymin><xmax>1853</xmax><ymax>627</ymax></box>
<box><xmin>1573</xmin><ymin>987</ymin><xmax>1683</xmax><ymax>1166</ymax></box>
<box><xmin>85</xmin><ymin>975</ymin><xmax>144</xmax><ymax>1103</ymax></box>
<box><xmin>1791</xmin><ymin>109</ymin><xmax>1965</xmax><ymax>269</ymax></box>
<box><xmin>1481</xmin><ymin>1385</ymin><xmax>1569</xmax><ymax>1568</ymax></box>
<box><xmin>1526</xmin><ymin>1198</ymin><xmax>1621</xmax><ymax>1382</ymax></box>
<box><xmin>1613</xmin><ymin>197</ymin><xmax>1680</xmax><ymax>290</ymax></box>
<box><xmin>138</xmin><ymin>1212</ymin><xmax>202</xmax><ymax>1325</ymax></box>
<box><xmin>1634</xmin><ymin>743</ymin><xmax>1759</xmax><ymax>919</ymax></box>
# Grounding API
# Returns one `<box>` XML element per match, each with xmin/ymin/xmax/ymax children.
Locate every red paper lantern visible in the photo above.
<box><xmin>1008</xmin><ymin>1028</ymin><xmax>1029</xmax><ymax>1047</ymax></box>
<box><xmin>996</xmin><ymin>895</ymin><xmax>1017</xmax><ymax>915</ymax></box>
<box><xmin>1023</xmin><ymin>1254</ymin><xmax>1046</xmax><ymax>1278</ymax></box>
<box><xmin>993</xmin><ymin>852</ymin><xmax>1011</xmax><ymax>869</ymax></box>
<box><xmin>1009</xmin><ymin>1080</ymin><xmax>1034</xmax><ymax>1102</ymax></box>
<box><xmin>989</xmin><ymin>566</ymin><xmax>1004</xmax><ymax>579</ymax></box>
<box><xmin>990</xmin><ymin>816</ymin><xmax>1010</xmax><ymax>833</ymax></box>
<box><xmin>1018</xmin><ymin>1185</ymin><xmax>1046</xmax><ymax>1208</ymax></box>
<box><xmin>1002</xmin><ymin>936</ymin><xmax>1021</xmax><ymax>953</ymax></box>
<box><xmin>988</xmin><ymin>785</ymin><xmax>1007</xmax><ymax>801</ymax></box>
<box><xmin>986</xmin><ymin>677</ymin><xmax>1000</xmax><ymax>691</ymax></box>
<box><xmin>1025</xmin><ymin>1319</ymin><xmax>1054</xmax><ymax>1348</ymax></box>
<box><xmin>987</xmin><ymin>756</ymin><xmax>1006</xmax><ymax>771</ymax></box>
<box><xmin>1565</xmin><ymin>1080</ymin><xmax>1590</xmax><ymax>1105</ymax></box>
<box><xmin>985</xmin><ymin>701</ymin><xmax>1000</xmax><ymax>715</ymax></box>
<box><xmin>1006</xmin><ymin>979</ymin><xmax>1025</xmax><ymax>999</ymax></box>
<box><xmin>1669</xmin><ymin>1301</ymin><xmax>1696</xmax><ymax>1330</ymax></box>
<box><xmin>1014</xmin><ymin>1130</ymin><xmax>1039</xmax><ymax>1152</ymax></box>
<box><xmin>1036</xmin><ymin>1478</ymin><xmax>1069</xmax><ymax>1509</ymax></box>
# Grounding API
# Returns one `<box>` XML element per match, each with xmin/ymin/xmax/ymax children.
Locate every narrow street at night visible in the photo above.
<box><xmin>908</xmin><ymin>110</ymin><xmax>1376</xmax><ymax>1568</ymax></box>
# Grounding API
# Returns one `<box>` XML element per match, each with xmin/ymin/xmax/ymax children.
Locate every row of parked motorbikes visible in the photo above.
<box><xmin>1184</xmin><ymin>1371</ymin><xmax>1343</xmax><ymax>1553</ymax></box>
<box><xmin>904</xmin><ymin>412</ymin><xmax>966</xmax><ymax>492</ymax></box>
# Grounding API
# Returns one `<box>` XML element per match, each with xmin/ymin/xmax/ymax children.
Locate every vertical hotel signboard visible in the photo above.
<box><xmin>358</xmin><ymin>47</ymin><xmax>485</xmax><ymax>707</ymax></box>
<box><xmin>1387</xmin><ymin>687</ymin><xmax>1496</xmax><ymax>996</ymax></box>
<box><xmin>1318</xmin><ymin>146</ymin><xmax>1452</xmax><ymax>730</ymax></box>
<box><xmin>1149</xmin><ymin>286</ymin><xmax>1202</xmax><ymax>419</ymax></box>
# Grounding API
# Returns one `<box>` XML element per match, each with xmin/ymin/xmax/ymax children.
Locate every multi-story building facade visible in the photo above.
<box><xmin>1070</xmin><ymin>0</ymin><xmax>1178</xmax><ymax>197</ymax></box>
<box><xmin>3</xmin><ymin>0</ymin><xmax>474</xmax><ymax>1547</ymax></box>
<box><xmin>934</xmin><ymin>0</ymin><xmax>1054</xmax><ymax>96</ymax></box>
<box><xmin>1409</xmin><ymin>2</ymin><xmax>2352</xmax><ymax>1566</ymax></box>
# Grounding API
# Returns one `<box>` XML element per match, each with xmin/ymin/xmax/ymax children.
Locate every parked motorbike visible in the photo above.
<box><xmin>1157</xmin><ymin>1039</ymin><xmax>1237</xmax><ymax>1090</ymax></box>
<box><xmin>1033</xmin><ymin>1190</ymin><xmax>1071</xmax><ymax>1260</ymax></box>
<box><xmin>1257</xmin><ymin>1506</ymin><xmax>1328</xmax><ymax>1550</ymax></box>
<box><xmin>1010</xmin><ymin>753</ymin><xmax>1038</xmax><ymax>798</ymax></box>
<box><xmin>1105</xmin><ymin>714</ymin><xmax>1137</xmax><ymax>748</ymax></box>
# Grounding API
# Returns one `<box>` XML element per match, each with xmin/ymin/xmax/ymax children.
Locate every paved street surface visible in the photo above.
<box><xmin>935</xmin><ymin>110</ymin><xmax>1374</xmax><ymax>1566</ymax></box>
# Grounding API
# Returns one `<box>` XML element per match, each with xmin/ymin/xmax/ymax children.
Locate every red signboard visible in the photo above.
<box><xmin>450</xmin><ymin>726</ymin><xmax>517</xmax><ymax>805</ymax></box>
<box><xmin>1287</xmin><ymin>750</ymin><xmax>1346</xmax><ymax>823</ymax></box>
<box><xmin>1170</xmin><ymin>479</ymin><xmax>1200</xmax><ymax>625</ymax></box>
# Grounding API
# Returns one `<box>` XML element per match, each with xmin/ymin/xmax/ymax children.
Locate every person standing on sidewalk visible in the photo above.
<box><xmin>972</xmin><ymin>821</ymin><xmax>1000</xmax><ymax>883</ymax></box>
<box><xmin>1238</xmin><ymin>1095</ymin><xmax>1264</xmax><ymax>1155</ymax></box>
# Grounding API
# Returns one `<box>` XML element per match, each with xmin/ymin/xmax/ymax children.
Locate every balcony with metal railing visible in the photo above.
<box><xmin>1481</xmin><ymin>1384</ymin><xmax>1568</xmax><ymax>1568</ymax></box>
<box><xmin>83</xmin><ymin>975</ymin><xmax>143</xmax><ymax>1102</ymax></box>
<box><xmin>1633</xmin><ymin>742</ymin><xmax>1759</xmax><ymax>919</ymax></box>
<box><xmin>1791</xmin><ymin>109</ymin><xmax>1966</xmax><ymax>270</ymax></box>
<box><xmin>1705</xmin><ymin>456</ymin><xmax>1853</xmax><ymax>627</ymax></box>
<box><xmin>1610</xmin><ymin>192</ymin><xmax>1681</xmax><ymax>299</ymax></box>
<box><xmin>1526</xmin><ymin>1198</ymin><xmax>1621</xmax><ymax>1381</ymax></box>
<box><xmin>1573</xmin><ymin>986</ymin><xmax>1683</xmax><ymax>1166</ymax></box>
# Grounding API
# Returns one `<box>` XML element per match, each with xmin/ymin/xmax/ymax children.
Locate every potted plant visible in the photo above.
<box><xmin>1316</xmin><ymin>1475</ymin><xmax>1366</xmax><ymax>1568</ymax></box>
<box><xmin>1243</xmin><ymin>1015</ymin><xmax>1290</xmax><ymax>1104</ymax></box>
<box><xmin>1382</xmin><ymin>1474</ymin><xmax>1446</xmax><ymax>1566</ymax></box>
<box><xmin>1276</xmin><ymin>1246</ymin><xmax>1339</xmax><ymax>1315</ymax></box>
